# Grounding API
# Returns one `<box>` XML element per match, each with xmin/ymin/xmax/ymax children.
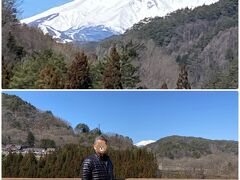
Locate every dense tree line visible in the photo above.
<box><xmin>5</xmin><ymin>47</ymin><xmax>140</xmax><ymax>89</ymax></box>
<box><xmin>2</xmin><ymin>144</ymin><xmax>158</xmax><ymax>178</ymax></box>
<box><xmin>128</xmin><ymin>0</ymin><xmax>237</xmax><ymax>47</ymax></box>
<box><xmin>2</xmin><ymin>0</ymin><xmax>140</xmax><ymax>89</ymax></box>
<box><xmin>126</xmin><ymin>0</ymin><xmax>238</xmax><ymax>89</ymax></box>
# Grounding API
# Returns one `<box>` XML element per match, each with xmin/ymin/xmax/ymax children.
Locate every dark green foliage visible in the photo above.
<box><xmin>66</xmin><ymin>52</ymin><xmax>92</xmax><ymax>89</ymax></box>
<box><xmin>128</xmin><ymin>0</ymin><xmax>238</xmax><ymax>47</ymax></box>
<box><xmin>103</xmin><ymin>46</ymin><xmax>123</xmax><ymax>89</ymax></box>
<box><xmin>27</xmin><ymin>131</ymin><xmax>35</xmax><ymax>147</ymax></box>
<box><xmin>90</xmin><ymin>60</ymin><xmax>106</xmax><ymax>88</ymax></box>
<box><xmin>2</xmin><ymin>31</ymin><xmax>26</xmax><ymax>88</ymax></box>
<box><xmin>203</xmin><ymin>59</ymin><xmax>238</xmax><ymax>89</ymax></box>
<box><xmin>2</xmin><ymin>93</ymin><xmax>36</xmax><ymax>112</ymax></box>
<box><xmin>176</xmin><ymin>54</ymin><xmax>190</xmax><ymax>66</ymax></box>
<box><xmin>74</xmin><ymin>123</ymin><xmax>90</xmax><ymax>134</ymax></box>
<box><xmin>2</xmin><ymin>152</ymin><xmax>23</xmax><ymax>177</ymax></box>
<box><xmin>96</xmin><ymin>45</ymin><xmax>140</xmax><ymax>89</ymax></box>
<box><xmin>6</xmin><ymin>31</ymin><xmax>26</xmax><ymax>60</ymax></box>
<box><xmin>2</xmin><ymin>0</ymin><xmax>26</xmax><ymax>89</ymax></box>
<box><xmin>119</xmin><ymin>43</ymin><xmax>140</xmax><ymax>89</ymax></box>
<box><xmin>225</xmin><ymin>48</ymin><xmax>235</xmax><ymax>61</ymax></box>
<box><xmin>204</xmin><ymin>48</ymin><xmax>238</xmax><ymax>89</ymax></box>
<box><xmin>9</xmin><ymin>49</ymin><xmax>67</xmax><ymax>89</ymax></box>
<box><xmin>40</xmin><ymin>139</ymin><xmax>56</xmax><ymax>149</ymax></box>
<box><xmin>2</xmin><ymin>144</ymin><xmax>158</xmax><ymax>178</ymax></box>
<box><xmin>19</xmin><ymin>153</ymin><xmax>38</xmax><ymax>177</ymax></box>
<box><xmin>90</xmin><ymin>128</ymin><xmax>102</xmax><ymax>135</ymax></box>
<box><xmin>147</xmin><ymin>135</ymin><xmax>238</xmax><ymax>159</ymax></box>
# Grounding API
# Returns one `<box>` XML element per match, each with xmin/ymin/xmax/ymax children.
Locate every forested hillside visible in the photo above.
<box><xmin>2</xmin><ymin>93</ymin><xmax>134</xmax><ymax>149</ymax></box>
<box><xmin>2</xmin><ymin>0</ymin><xmax>238</xmax><ymax>89</ymax></box>
<box><xmin>145</xmin><ymin>136</ymin><xmax>238</xmax><ymax>178</ymax></box>
<box><xmin>95</xmin><ymin>0</ymin><xmax>238</xmax><ymax>88</ymax></box>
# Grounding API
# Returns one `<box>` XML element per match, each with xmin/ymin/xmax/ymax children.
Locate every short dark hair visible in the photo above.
<box><xmin>94</xmin><ymin>135</ymin><xmax>108</xmax><ymax>144</ymax></box>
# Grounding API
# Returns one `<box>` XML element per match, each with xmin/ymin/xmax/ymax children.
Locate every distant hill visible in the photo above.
<box><xmin>145</xmin><ymin>135</ymin><xmax>238</xmax><ymax>178</ymax></box>
<box><xmin>2</xmin><ymin>93</ymin><xmax>78</xmax><ymax>146</ymax></box>
<box><xmin>146</xmin><ymin>135</ymin><xmax>238</xmax><ymax>159</ymax></box>
<box><xmin>2</xmin><ymin>93</ymin><xmax>133</xmax><ymax>149</ymax></box>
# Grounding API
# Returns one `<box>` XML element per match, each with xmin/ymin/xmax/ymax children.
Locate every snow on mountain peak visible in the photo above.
<box><xmin>21</xmin><ymin>0</ymin><xmax>219</xmax><ymax>42</ymax></box>
<box><xmin>135</xmin><ymin>140</ymin><xmax>156</xmax><ymax>147</ymax></box>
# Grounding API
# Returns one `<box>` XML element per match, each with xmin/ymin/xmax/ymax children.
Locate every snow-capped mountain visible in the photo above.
<box><xmin>21</xmin><ymin>0</ymin><xmax>219</xmax><ymax>43</ymax></box>
<box><xmin>135</xmin><ymin>140</ymin><xmax>156</xmax><ymax>147</ymax></box>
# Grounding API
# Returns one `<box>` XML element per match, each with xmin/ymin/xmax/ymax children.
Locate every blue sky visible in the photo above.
<box><xmin>19</xmin><ymin>0</ymin><xmax>73</xmax><ymax>19</ymax></box>
<box><xmin>3</xmin><ymin>91</ymin><xmax>238</xmax><ymax>143</ymax></box>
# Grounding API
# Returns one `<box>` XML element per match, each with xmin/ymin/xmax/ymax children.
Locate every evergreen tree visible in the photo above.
<box><xmin>27</xmin><ymin>131</ymin><xmax>35</xmax><ymax>147</ymax></box>
<box><xmin>40</xmin><ymin>139</ymin><xmax>56</xmax><ymax>149</ymax></box>
<box><xmin>3</xmin><ymin>145</ymin><xmax>158</xmax><ymax>178</ymax></box>
<box><xmin>90</xmin><ymin>128</ymin><xmax>102</xmax><ymax>135</ymax></box>
<box><xmin>2</xmin><ymin>32</ymin><xmax>26</xmax><ymax>88</ymax></box>
<box><xmin>37</xmin><ymin>66</ymin><xmax>60</xmax><ymax>89</ymax></box>
<box><xmin>2</xmin><ymin>152</ymin><xmax>14</xmax><ymax>177</ymax></box>
<box><xmin>6</xmin><ymin>31</ymin><xmax>26</xmax><ymax>61</ymax></box>
<box><xmin>74</xmin><ymin>123</ymin><xmax>90</xmax><ymax>134</ymax></box>
<box><xmin>37</xmin><ymin>65</ymin><xmax>65</xmax><ymax>89</ymax></box>
<box><xmin>2</xmin><ymin>58</ymin><xmax>15</xmax><ymax>89</ymax></box>
<box><xmin>100</xmin><ymin>43</ymin><xmax>140</xmax><ymax>89</ymax></box>
<box><xmin>120</xmin><ymin>44</ymin><xmax>140</xmax><ymax>89</ymax></box>
<box><xmin>103</xmin><ymin>46</ymin><xmax>123</xmax><ymax>89</ymax></box>
<box><xmin>176</xmin><ymin>65</ymin><xmax>191</xmax><ymax>89</ymax></box>
<box><xmin>19</xmin><ymin>153</ymin><xmax>37</xmax><ymax>177</ymax></box>
<box><xmin>9</xmin><ymin>49</ymin><xmax>67</xmax><ymax>89</ymax></box>
<box><xmin>66</xmin><ymin>52</ymin><xmax>92</xmax><ymax>89</ymax></box>
<box><xmin>161</xmin><ymin>82</ymin><xmax>168</xmax><ymax>89</ymax></box>
<box><xmin>90</xmin><ymin>60</ymin><xmax>106</xmax><ymax>89</ymax></box>
<box><xmin>204</xmin><ymin>59</ymin><xmax>238</xmax><ymax>89</ymax></box>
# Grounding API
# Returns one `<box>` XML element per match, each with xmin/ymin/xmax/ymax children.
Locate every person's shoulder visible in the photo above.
<box><xmin>84</xmin><ymin>154</ymin><xmax>97</xmax><ymax>162</ymax></box>
<box><xmin>103</xmin><ymin>154</ymin><xmax>112</xmax><ymax>162</ymax></box>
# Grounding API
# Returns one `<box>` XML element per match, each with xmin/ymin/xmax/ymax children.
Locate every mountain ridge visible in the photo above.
<box><xmin>21</xmin><ymin>0</ymin><xmax>219</xmax><ymax>42</ymax></box>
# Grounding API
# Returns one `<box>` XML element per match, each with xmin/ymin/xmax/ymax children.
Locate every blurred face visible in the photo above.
<box><xmin>94</xmin><ymin>139</ymin><xmax>108</xmax><ymax>156</ymax></box>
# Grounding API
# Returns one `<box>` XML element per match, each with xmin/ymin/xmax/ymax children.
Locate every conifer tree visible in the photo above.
<box><xmin>176</xmin><ymin>65</ymin><xmax>191</xmax><ymax>89</ymax></box>
<box><xmin>120</xmin><ymin>47</ymin><xmax>140</xmax><ymax>89</ymax></box>
<box><xmin>27</xmin><ymin>131</ymin><xmax>35</xmax><ymax>147</ymax></box>
<box><xmin>161</xmin><ymin>82</ymin><xmax>168</xmax><ymax>89</ymax></box>
<box><xmin>19</xmin><ymin>153</ymin><xmax>37</xmax><ymax>177</ymax></box>
<box><xmin>103</xmin><ymin>46</ymin><xmax>123</xmax><ymax>89</ymax></box>
<box><xmin>66</xmin><ymin>52</ymin><xmax>92</xmax><ymax>89</ymax></box>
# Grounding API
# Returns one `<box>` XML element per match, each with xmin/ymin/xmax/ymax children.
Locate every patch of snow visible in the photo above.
<box><xmin>135</xmin><ymin>140</ymin><xmax>156</xmax><ymax>147</ymax></box>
